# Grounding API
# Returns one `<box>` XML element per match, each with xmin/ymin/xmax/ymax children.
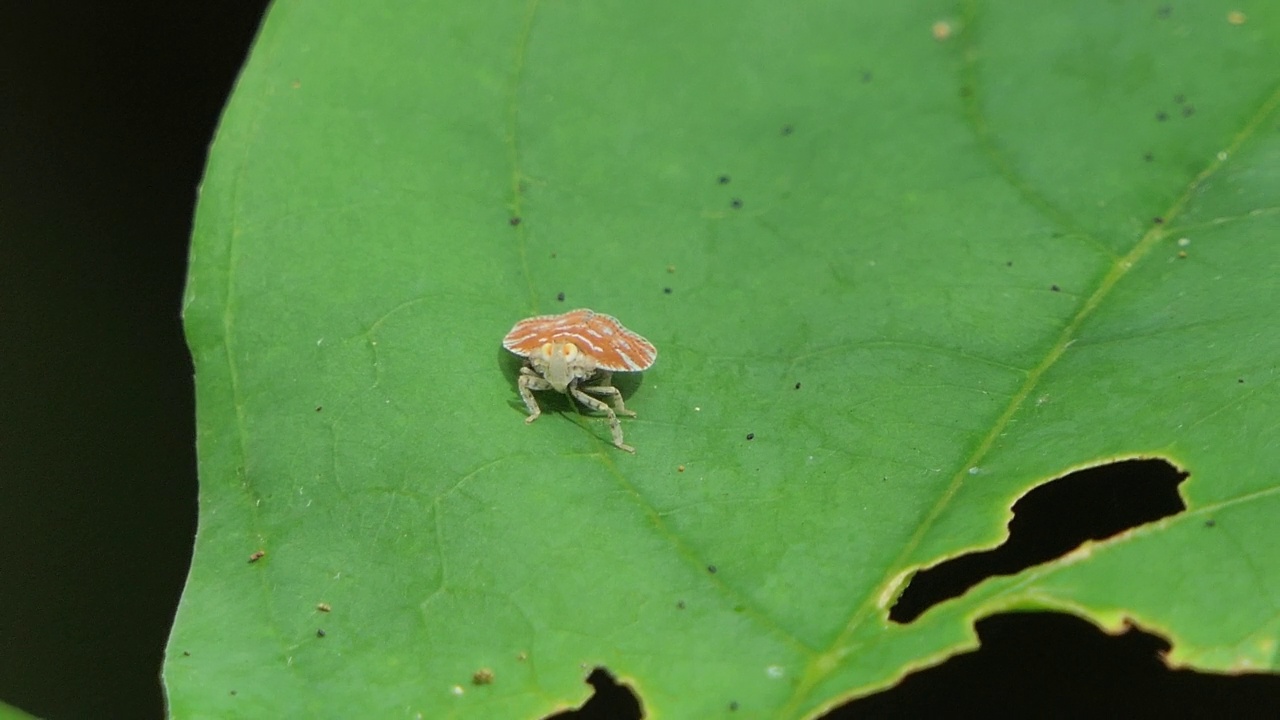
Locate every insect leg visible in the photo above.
<box><xmin>518</xmin><ymin>368</ymin><xmax>552</xmax><ymax>424</ymax></box>
<box><xmin>580</xmin><ymin>384</ymin><xmax>635</xmax><ymax>417</ymax></box>
<box><xmin>570</xmin><ymin>386</ymin><xmax>635</xmax><ymax>453</ymax></box>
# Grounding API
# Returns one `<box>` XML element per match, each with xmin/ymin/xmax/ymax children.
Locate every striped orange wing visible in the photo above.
<box><xmin>502</xmin><ymin>309</ymin><xmax>657</xmax><ymax>371</ymax></box>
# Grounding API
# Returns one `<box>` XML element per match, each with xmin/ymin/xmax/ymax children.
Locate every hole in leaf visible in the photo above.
<box><xmin>822</xmin><ymin>612</ymin><xmax>1280</xmax><ymax>717</ymax></box>
<box><xmin>544</xmin><ymin>667</ymin><xmax>644</xmax><ymax>720</ymax></box>
<box><xmin>891</xmin><ymin>458</ymin><xmax>1187</xmax><ymax>624</ymax></box>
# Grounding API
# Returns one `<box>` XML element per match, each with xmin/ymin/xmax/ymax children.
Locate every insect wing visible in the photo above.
<box><xmin>502</xmin><ymin>309</ymin><xmax>656</xmax><ymax>371</ymax></box>
<box><xmin>579</xmin><ymin>312</ymin><xmax>657</xmax><ymax>371</ymax></box>
<box><xmin>502</xmin><ymin>309</ymin><xmax>595</xmax><ymax>356</ymax></box>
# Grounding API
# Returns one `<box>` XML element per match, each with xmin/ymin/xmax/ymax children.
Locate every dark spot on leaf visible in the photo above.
<box><xmin>556</xmin><ymin>292</ymin><xmax>565</xmax><ymax>302</ymax></box>
<box><xmin>316</xmin><ymin>629</ymin><xmax>326</xmax><ymax>638</ymax></box>
<box><xmin>1204</xmin><ymin>519</ymin><xmax>1216</xmax><ymax>528</ymax></box>
<box><xmin>1143</xmin><ymin>152</ymin><xmax>1154</xmax><ymax>162</ymax></box>
<box><xmin>676</xmin><ymin>600</ymin><xmax>685</xmax><ymax>609</ymax></box>
<box><xmin>663</xmin><ymin>287</ymin><xmax>672</xmax><ymax>295</ymax></box>
<box><xmin>229</xmin><ymin>690</ymin><xmax>236</xmax><ymax>696</ymax></box>
<box><xmin>472</xmin><ymin>668</ymin><xmax>494</xmax><ymax>685</ymax></box>
<box><xmin>794</xmin><ymin>382</ymin><xmax>801</xmax><ymax>390</ymax></box>
<box><xmin>1174</xmin><ymin>94</ymin><xmax>1185</xmax><ymax>104</ymax></box>
<box><xmin>1156</xmin><ymin>111</ymin><xmax>1168</xmax><ymax>122</ymax></box>
<box><xmin>1050</xmin><ymin>284</ymin><xmax>1061</xmax><ymax>292</ymax></box>
<box><xmin>730</xmin><ymin>701</ymin><xmax>740</xmax><ymax>711</ymax></box>
<box><xmin>746</xmin><ymin>433</ymin><xmax>755</xmax><ymax>440</ymax></box>
<box><xmin>182</xmin><ymin>651</ymin><xmax>190</xmax><ymax>657</ymax></box>
<box><xmin>1153</xmin><ymin>217</ymin><xmax>1164</xmax><ymax>224</ymax></box>
<box><xmin>1182</xmin><ymin>105</ymin><xmax>1195</xmax><ymax>118</ymax></box>
<box><xmin>730</xmin><ymin>198</ymin><xmax>743</xmax><ymax>209</ymax></box>
<box><xmin>544</xmin><ymin>667</ymin><xmax>642</xmax><ymax>720</ymax></box>
<box><xmin>718</xmin><ymin>174</ymin><xmax>731</xmax><ymax>184</ymax></box>
<box><xmin>550</xmin><ymin>252</ymin><xmax>557</xmax><ymax>259</ymax></box>
<box><xmin>509</xmin><ymin>216</ymin><xmax>521</xmax><ymax>226</ymax></box>
<box><xmin>861</xmin><ymin>71</ymin><xmax>873</xmax><ymax>83</ymax></box>
<box><xmin>1006</xmin><ymin>261</ymin><xmax>1013</xmax><ymax>267</ymax></box>
<box><xmin>959</xmin><ymin>86</ymin><xmax>973</xmax><ymax>98</ymax></box>
<box><xmin>781</xmin><ymin>124</ymin><xmax>794</xmax><ymax>135</ymax></box>
<box><xmin>1157</xmin><ymin>4</ymin><xmax>1172</xmax><ymax>19</ymax></box>
<box><xmin>707</xmin><ymin>564</ymin><xmax>718</xmax><ymax>574</ymax></box>
<box><xmin>889</xmin><ymin>459</ymin><xmax>1187</xmax><ymax>624</ymax></box>
<box><xmin>1238</xmin><ymin>378</ymin><xmax>1245</xmax><ymax>383</ymax></box>
<box><xmin>315</xmin><ymin>406</ymin><xmax>322</xmax><ymax>412</ymax></box>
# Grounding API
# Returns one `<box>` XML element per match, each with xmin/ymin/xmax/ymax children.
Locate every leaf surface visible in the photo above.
<box><xmin>168</xmin><ymin>1</ymin><xmax>1280</xmax><ymax>717</ymax></box>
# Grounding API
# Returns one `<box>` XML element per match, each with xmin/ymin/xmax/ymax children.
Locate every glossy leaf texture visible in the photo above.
<box><xmin>167</xmin><ymin>1</ymin><xmax>1280</xmax><ymax>717</ymax></box>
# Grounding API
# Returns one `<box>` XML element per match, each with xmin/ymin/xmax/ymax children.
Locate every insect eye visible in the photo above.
<box><xmin>539</xmin><ymin>343</ymin><xmax>553</xmax><ymax>358</ymax></box>
<box><xmin>562</xmin><ymin>343</ymin><xmax>578</xmax><ymax>358</ymax></box>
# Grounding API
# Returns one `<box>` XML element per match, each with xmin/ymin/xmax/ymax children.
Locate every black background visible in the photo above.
<box><xmin>2</xmin><ymin>2</ymin><xmax>1277</xmax><ymax>719</ymax></box>
<box><xmin>1</xmin><ymin>2</ymin><xmax>270</xmax><ymax>718</ymax></box>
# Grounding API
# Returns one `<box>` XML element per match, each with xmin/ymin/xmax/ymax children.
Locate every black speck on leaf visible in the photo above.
<box><xmin>1182</xmin><ymin>105</ymin><xmax>1195</xmax><ymax>118</ymax></box>
<box><xmin>1153</xmin><ymin>217</ymin><xmax>1164</xmax><ymax>224</ymax></box>
<box><xmin>1156</xmin><ymin>111</ymin><xmax>1168</xmax><ymax>122</ymax></box>
<box><xmin>1143</xmin><ymin>152</ymin><xmax>1154</xmax><ymax>162</ymax></box>
<box><xmin>794</xmin><ymin>382</ymin><xmax>801</xmax><ymax>390</ymax></box>
<box><xmin>718</xmin><ymin>174</ymin><xmax>730</xmax><ymax>184</ymax></box>
<box><xmin>556</xmin><ymin>292</ymin><xmax>565</xmax><ymax>302</ymax></box>
<box><xmin>1174</xmin><ymin>94</ymin><xmax>1185</xmax><ymax>104</ymax></box>
<box><xmin>663</xmin><ymin>287</ymin><xmax>672</xmax><ymax>295</ymax></box>
<box><xmin>730</xmin><ymin>198</ymin><xmax>743</xmax><ymax>209</ymax></box>
<box><xmin>508</xmin><ymin>216</ymin><xmax>521</xmax><ymax>226</ymax></box>
<box><xmin>316</xmin><ymin>629</ymin><xmax>326</xmax><ymax>638</ymax></box>
<box><xmin>781</xmin><ymin>124</ymin><xmax>793</xmax><ymax>136</ymax></box>
<box><xmin>1051</xmin><ymin>284</ymin><xmax>1061</xmax><ymax>292</ymax></box>
<box><xmin>707</xmin><ymin>565</ymin><xmax>717</xmax><ymax>574</ymax></box>
<box><xmin>746</xmin><ymin>432</ymin><xmax>755</xmax><ymax>440</ymax></box>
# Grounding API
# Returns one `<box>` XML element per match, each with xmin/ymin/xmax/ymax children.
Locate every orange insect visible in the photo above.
<box><xmin>503</xmin><ymin>309</ymin><xmax>657</xmax><ymax>453</ymax></box>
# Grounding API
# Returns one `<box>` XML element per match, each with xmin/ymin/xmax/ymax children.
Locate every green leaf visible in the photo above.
<box><xmin>0</xmin><ymin>699</ymin><xmax>40</xmax><ymax>720</ymax></box>
<box><xmin>167</xmin><ymin>1</ymin><xmax>1280</xmax><ymax>717</ymax></box>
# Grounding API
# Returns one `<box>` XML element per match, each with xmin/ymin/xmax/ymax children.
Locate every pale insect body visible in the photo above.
<box><xmin>503</xmin><ymin>309</ymin><xmax>656</xmax><ymax>453</ymax></box>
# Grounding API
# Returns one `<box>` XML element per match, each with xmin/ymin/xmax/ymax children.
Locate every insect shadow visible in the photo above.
<box><xmin>494</xmin><ymin>345</ymin><xmax>645</xmax><ymax>416</ymax></box>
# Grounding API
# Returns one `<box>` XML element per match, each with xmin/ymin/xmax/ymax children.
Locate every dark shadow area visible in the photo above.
<box><xmin>825</xmin><ymin>612</ymin><xmax>1280</xmax><ymax>718</ymax></box>
<box><xmin>892</xmin><ymin>458</ymin><xmax>1188</xmax><ymax>623</ymax></box>
<box><xmin>544</xmin><ymin>667</ymin><xmax>644</xmax><ymax>720</ymax></box>
<box><xmin>0</xmin><ymin>2</ymin><xmax>269</xmax><ymax>718</ymax></box>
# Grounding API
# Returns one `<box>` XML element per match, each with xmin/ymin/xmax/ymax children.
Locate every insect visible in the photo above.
<box><xmin>503</xmin><ymin>309</ymin><xmax>657</xmax><ymax>452</ymax></box>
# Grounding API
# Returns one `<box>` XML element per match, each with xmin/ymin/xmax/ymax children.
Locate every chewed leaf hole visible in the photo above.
<box><xmin>544</xmin><ymin>667</ymin><xmax>643</xmax><ymax>720</ymax></box>
<box><xmin>821</xmin><ymin>613</ymin><xmax>1280</xmax><ymax>717</ymax></box>
<box><xmin>891</xmin><ymin>458</ymin><xmax>1188</xmax><ymax>624</ymax></box>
